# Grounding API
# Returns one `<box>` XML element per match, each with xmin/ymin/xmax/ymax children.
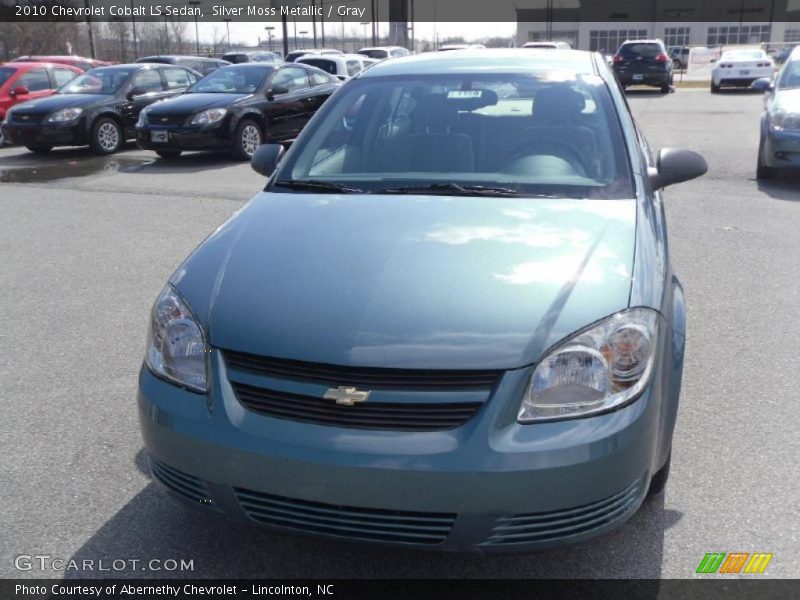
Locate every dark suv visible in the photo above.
<box><xmin>613</xmin><ymin>39</ymin><xmax>673</xmax><ymax>93</ymax></box>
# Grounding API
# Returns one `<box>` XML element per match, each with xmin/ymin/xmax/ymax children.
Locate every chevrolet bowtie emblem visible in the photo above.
<box><xmin>323</xmin><ymin>386</ymin><xmax>371</xmax><ymax>406</ymax></box>
<box><xmin>160</xmin><ymin>117</ymin><xmax>168</xmax><ymax>122</ymax></box>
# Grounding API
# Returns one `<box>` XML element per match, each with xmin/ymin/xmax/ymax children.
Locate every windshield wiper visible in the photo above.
<box><xmin>273</xmin><ymin>179</ymin><xmax>365</xmax><ymax>194</ymax></box>
<box><xmin>376</xmin><ymin>183</ymin><xmax>520</xmax><ymax>197</ymax></box>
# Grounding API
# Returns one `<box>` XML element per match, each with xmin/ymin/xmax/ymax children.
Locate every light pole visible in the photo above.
<box><xmin>361</xmin><ymin>22</ymin><xmax>369</xmax><ymax>49</ymax></box>
<box><xmin>223</xmin><ymin>18</ymin><xmax>231</xmax><ymax>51</ymax></box>
<box><xmin>188</xmin><ymin>0</ymin><xmax>201</xmax><ymax>55</ymax></box>
<box><xmin>265</xmin><ymin>26</ymin><xmax>275</xmax><ymax>52</ymax></box>
<box><xmin>299</xmin><ymin>30</ymin><xmax>308</xmax><ymax>50</ymax></box>
<box><xmin>130</xmin><ymin>0</ymin><xmax>138</xmax><ymax>58</ymax></box>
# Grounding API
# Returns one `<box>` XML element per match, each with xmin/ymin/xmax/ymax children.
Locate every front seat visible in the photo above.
<box><xmin>386</xmin><ymin>93</ymin><xmax>474</xmax><ymax>173</ymax></box>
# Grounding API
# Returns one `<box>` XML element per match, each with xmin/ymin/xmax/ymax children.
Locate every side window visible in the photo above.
<box><xmin>271</xmin><ymin>67</ymin><xmax>311</xmax><ymax>92</ymax></box>
<box><xmin>346</xmin><ymin>60</ymin><xmax>362</xmax><ymax>77</ymax></box>
<box><xmin>131</xmin><ymin>69</ymin><xmax>164</xmax><ymax>93</ymax></box>
<box><xmin>53</xmin><ymin>68</ymin><xmax>78</xmax><ymax>87</ymax></box>
<box><xmin>17</xmin><ymin>68</ymin><xmax>52</xmax><ymax>91</ymax></box>
<box><xmin>163</xmin><ymin>67</ymin><xmax>192</xmax><ymax>90</ymax></box>
<box><xmin>310</xmin><ymin>71</ymin><xmax>333</xmax><ymax>86</ymax></box>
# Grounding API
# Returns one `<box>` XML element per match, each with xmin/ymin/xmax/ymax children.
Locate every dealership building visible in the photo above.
<box><xmin>516</xmin><ymin>0</ymin><xmax>800</xmax><ymax>51</ymax></box>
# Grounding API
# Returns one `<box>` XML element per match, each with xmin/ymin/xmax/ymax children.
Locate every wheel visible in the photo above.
<box><xmin>711</xmin><ymin>80</ymin><xmax>720</xmax><ymax>94</ymax></box>
<box><xmin>156</xmin><ymin>150</ymin><xmax>182</xmax><ymax>159</ymax></box>
<box><xmin>647</xmin><ymin>451</ymin><xmax>671</xmax><ymax>497</ymax></box>
<box><xmin>89</xmin><ymin>117</ymin><xmax>123</xmax><ymax>155</ymax></box>
<box><xmin>756</xmin><ymin>140</ymin><xmax>777</xmax><ymax>179</ymax></box>
<box><xmin>661</xmin><ymin>82</ymin><xmax>670</xmax><ymax>94</ymax></box>
<box><xmin>26</xmin><ymin>145</ymin><xmax>52</xmax><ymax>154</ymax></box>
<box><xmin>0</xmin><ymin>127</ymin><xmax>5</xmax><ymax>147</ymax></box>
<box><xmin>231</xmin><ymin>119</ymin><xmax>262</xmax><ymax>161</ymax></box>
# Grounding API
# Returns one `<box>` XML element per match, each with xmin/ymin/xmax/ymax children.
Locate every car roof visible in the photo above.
<box><xmin>621</xmin><ymin>39</ymin><xmax>664</xmax><ymax>46</ymax></box>
<box><xmin>2</xmin><ymin>61</ymin><xmax>77</xmax><ymax>69</ymax></box>
<box><xmin>360</xmin><ymin>48</ymin><xmax>596</xmax><ymax>77</ymax></box>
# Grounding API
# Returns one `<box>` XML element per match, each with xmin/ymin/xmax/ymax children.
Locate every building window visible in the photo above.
<box><xmin>589</xmin><ymin>29</ymin><xmax>648</xmax><ymax>53</ymax></box>
<box><xmin>664</xmin><ymin>27</ymin><xmax>691</xmax><ymax>48</ymax></box>
<box><xmin>528</xmin><ymin>30</ymin><xmax>578</xmax><ymax>48</ymax></box>
<box><xmin>785</xmin><ymin>29</ymin><xmax>800</xmax><ymax>43</ymax></box>
<box><xmin>708</xmin><ymin>24</ymin><xmax>771</xmax><ymax>46</ymax></box>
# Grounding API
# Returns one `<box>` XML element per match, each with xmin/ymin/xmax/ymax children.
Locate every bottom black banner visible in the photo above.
<box><xmin>1</xmin><ymin>579</ymin><xmax>799</xmax><ymax>600</ymax></box>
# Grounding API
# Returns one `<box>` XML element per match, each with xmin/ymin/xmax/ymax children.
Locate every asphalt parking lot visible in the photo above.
<box><xmin>1</xmin><ymin>88</ymin><xmax>799</xmax><ymax>580</ymax></box>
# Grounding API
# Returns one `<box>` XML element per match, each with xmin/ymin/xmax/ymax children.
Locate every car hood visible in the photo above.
<box><xmin>11</xmin><ymin>93</ymin><xmax>108</xmax><ymax>113</ymax></box>
<box><xmin>146</xmin><ymin>92</ymin><xmax>248</xmax><ymax>115</ymax></box>
<box><xmin>172</xmin><ymin>193</ymin><xmax>637</xmax><ymax>370</ymax></box>
<box><xmin>773</xmin><ymin>88</ymin><xmax>800</xmax><ymax>113</ymax></box>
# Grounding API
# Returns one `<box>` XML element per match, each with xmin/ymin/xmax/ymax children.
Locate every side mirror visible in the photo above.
<box><xmin>648</xmin><ymin>148</ymin><xmax>707</xmax><ymax>190</ymax></box>
<box><xmin>751</xmin><ymin>77</ymin><xmax>774</xmax><ymax>92</ymax></box>
<box><xmin>127</xmin><ymin>87</ymin><xmax>148</xmax><ymax>100</ymax></box>
<box><xmin>266</xmin><ymin>85</ymin><xmax>289</xmax><ymax>99</ymax></box>
<box><xmin>250</xmin><ymin>143</ymin><xmax>284</xmax><ymax>176</ymax></box>
<box><xmin>10</xmin><ymin>86</ymin><xmax>29</xmax><ymax>96</ymax></box>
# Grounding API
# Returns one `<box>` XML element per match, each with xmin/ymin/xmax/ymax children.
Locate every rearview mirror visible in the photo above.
<box><xmin>127</xmin><ymin>87</ymin><xmax>149</xmax><ymax>100</ymax></box>
<box><xmin>648</xmin><ymin>148</ymin><xmax>707</xmax><ymax>190</ymax></box>
<box><xmin>10</xmin><ymin>86</ymin><xmax>29</xmax><ymax>96</ymax></box>
<box><xmin>266</xmin><ymin>85</ymin><xmax>290</xmax><ymax>100</ymax></box>
<box><xmin>751</xmin><ymin>77</ymin><xmax>774</xmax><ymax>92</ymax></box>
<box><xmin>250</xmin><ymin>143</ymin><xmax>284</xmax><ymax>177</ymax></box>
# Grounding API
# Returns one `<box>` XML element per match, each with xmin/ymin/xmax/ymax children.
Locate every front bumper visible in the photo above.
<box><xmin>139</xmin><ymin>350</ymin><xmax>666</xmax><ymax>552</ymax></box>
<box><xmin>762</xmin><ymin>128</ymin><xmax>800</xmax><ymax>169</ymax></box>
<box><xmin>136</xmin><ymin>124</ymin><xmax>229</xmax><ymax>152</ymax></box>
<box><xmin>1</xmin><ymin>121</ymin><xmax>84</xmax><ymax>147</ymax></box>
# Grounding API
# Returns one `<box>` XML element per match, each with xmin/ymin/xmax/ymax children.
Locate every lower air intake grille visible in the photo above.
<box><xmin>150</xmin><ymin>458</ymin><xmax>217</xmax><ymax>510</ymax></box>
<box><xmin>482</xmin><ymin>479</ymin><xmax>643</xmax><ymax>546</ymax></box>
<box><xmin>234</xmin><ymin>487</ymin><xmax>456</xmax><ymax>545</ymax></box>
<box><xmin>232</xmin><ymin>382</ymin><xmax>482</xmax><ymax>431</ymax></box>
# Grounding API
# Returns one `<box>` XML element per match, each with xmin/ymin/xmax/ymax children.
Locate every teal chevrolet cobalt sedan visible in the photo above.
<box><xmin>138</xmin><ymin>50</ymin><xmax>706</xmax><ymax>551</ymax></box>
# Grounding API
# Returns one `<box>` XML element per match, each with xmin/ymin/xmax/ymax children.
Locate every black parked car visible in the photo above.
<box><xmin>613</xmin><ymin>39</ymin><xmax>673</xmax><ymax>93</ymax></box>
<box><xmin>136</xmin><ymin>55</ymin><xmax>229</xmax><ymax>75</ymax></box>
<box><xmin>135</xmin><ymin>63</ymin><xmax>340</xmax><ymax>160</ymax></box>
<box><xmin>221</xmin><ymin>51</ymin><xmax>282</xmax><ymax>65</ymax></box>
<box><xmin>2</xmin><ymin>63</ymin><xmax>200</xmax><ymax>155</ymax></box>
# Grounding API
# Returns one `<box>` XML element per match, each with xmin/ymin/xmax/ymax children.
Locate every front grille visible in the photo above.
<box><xmin>147</xmin><ymin>114</ymin><xmax>188</xmax><ymax>126</ymax></box>
<box><xmin>482</xmin><ymin>479</ymin><xmax>643</xmax><ymax>546</ymax></box>
<box><xmin>223</xmin><ymin>350</ymin><xmax>501</xmax><ymax>391</ymax></box>
<box><xmin>10</xmin><ymin>112</ymin><xmax>47</xmax><ymax>124</ymax></box>
<box><xmin>232</xmin><ymin>382</ymin><xmax>482</xmax><ymax>431</ymax></box>
<box><xmin>150</xmin><ymin>458</ymin><xmax>217</xmax><ymax>510</ymax></box>
<box><xmin>235</xmin><ymin>487</ymin><xmax>456</xmax><ymax>545</ymax></box>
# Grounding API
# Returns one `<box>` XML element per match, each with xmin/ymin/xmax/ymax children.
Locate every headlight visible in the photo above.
<box><xmin>136</xmin><ymin>109</ymin><xmax>148</xmax><ymax>128</ymax></box>
<box><xmin>190</xmin><ymin>108</ymin><xmax>227</xmax><ymax>125</ymax></box>
<box><xmin>47</xmin><ymin>107</ymin><xmax>83</xmax><ymax>122</ymax></box>
<box><xmin>771</xmin><ymin>110</ymin><xmax>800</xmax><ymax>131</ymax></box>
<box><xmin>518</xmin><ymin>308</ymin><xmax>659</xmax><ymax>423</ymax></box>
<box><xmin>145</xmin><ymin>285</ymin><xmax>207</xmax><ymax>393</ymax></box>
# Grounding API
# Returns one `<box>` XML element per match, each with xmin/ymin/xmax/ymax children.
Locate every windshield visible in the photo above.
<box><xmin>777</xmin><ymin>59</ymin><xmax>800</xmax><ymax>90</ymax></box>
<box><xmin>275</xmin><ymin>73</ymin><xmax>634</xmax><ymax>199</ymax></box>
<box><xmin>721</xmin><ymin>50</ymin><xmax>765</xmax><ymax>61</ymax></box>
<box><xmin>188</xmin><ymin>65</ymin><xmax>273</xmax><ymax>93</ymax></box>
<box><xmin>0</xmin><ymin>67</ymin><xmax>16</xmax><ymax>88</ymax></box>
<box><xmin>359</xmin><ymin>49</ymin><xmax>388</xmax><ymax>59</ymax></box>
<box><xmin>60</xmin><ymin>67</ymin><xmax>136</xmax><ymax>95</ymax></box>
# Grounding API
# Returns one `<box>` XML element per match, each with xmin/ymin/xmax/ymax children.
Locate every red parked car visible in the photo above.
<box><xmin>0</xmin><ymin>62</ymin><xmax>83</xmax><ymax>145</ymax></box>
<box><xmin>11</xmin><ymin>55</ymin><xmax>111</xmax><ymax>72</ymax></box>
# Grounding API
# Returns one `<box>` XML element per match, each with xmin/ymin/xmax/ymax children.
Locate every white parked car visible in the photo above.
<box><xmin>356</xmin><ymin>46</ymin><xmax>411</xmax><ymax>60</ymax></box>
<box><xmin>711</xmin><ymin>49</ymin><xmax>775</xmax><ymax>93</ymax></box>
<box><xmin>284</xmin><ymin>48</ymin><xmax>342</xmax><ymax>63</ymax></box>
<box><xmin>438</xmin><ymin>44</ymin><xmax>486</xmax><ymax>52</ymax></box>
<box><xmin>296</xmin><ymin>54</ymin><xmax>373</xmax><ymax>81</ymax></box>
<box><xmin>522</xmin><ymin>41</ymin><xmax>571</xmax><ymax>50</ymax></box>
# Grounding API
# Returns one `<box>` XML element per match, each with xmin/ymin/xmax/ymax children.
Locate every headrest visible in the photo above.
<box><xmin>532</xmin><ymin>86</ymin><xmax>586</xmax><ymax>125</ymax></box>
<box><xmin>411</xmin><ymin>93</ymin><xmax>458</xmax><ymax>133</ymax></box>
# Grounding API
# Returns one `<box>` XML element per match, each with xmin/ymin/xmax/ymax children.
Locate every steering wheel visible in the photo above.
<box><xmin>503</xmin><ymin>140</ymin><xmax>588</xmax><ymax>176</ymax></box>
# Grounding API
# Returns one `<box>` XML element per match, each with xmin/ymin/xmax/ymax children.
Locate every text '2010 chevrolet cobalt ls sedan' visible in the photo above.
<box><xmin>138</xmin><ymin>50</ymin><xmax>706</xmax><ymax>552</ymax></box>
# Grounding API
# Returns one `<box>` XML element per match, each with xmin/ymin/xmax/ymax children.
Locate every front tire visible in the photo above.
<box><xmin>231</xmin><ymin>119</ymin><xmax>262</xmax><ymax>161</ymax></box>
<box><xmin>90</xmin><ymin>117</ymin><xmax>123</xmax><ymax>155</ymax></box>
<box><xmin>756</xmin><ymin>139</ymin><xmax>777</xmax><ymax>179</ymax></box>
<box><xmin>26</xmin><ymin>145</ymin><xmax>52</xmax><ymax>154</ymax></box>
<box><xmin>156</xmin><ymin>150</ymin><xmax>182</xmax><ymax>159</ymax></box>
<box><xmin>711</xmin><ymin>80</ymin><xmax>720</xmax><ymax>94</ymax></box>
<box><xmin>647</xmin><ymin>451</ymin><xmax>671</xmax><ymax>497</ymax></box>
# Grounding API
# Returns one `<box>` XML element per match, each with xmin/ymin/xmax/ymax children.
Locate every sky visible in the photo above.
<box><xmin>197</xmin><ymin>21</ymin><xmax>517</xmax><ymax>47</ymax></box>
